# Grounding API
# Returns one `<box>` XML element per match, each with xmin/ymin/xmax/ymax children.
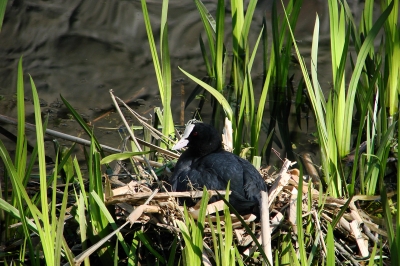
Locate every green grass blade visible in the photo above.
<box><xmin>208</xmin><ymin>214</ymin><xmax>219</xmax><ymax>265</ymax></box>
<box><xmin>387</xmin><ymin>36</ymin><xmax>399</xmax><ymax>116</ymax></box>
<box><xmin>242</xmin><ymin>0</ymin><xmax>258</xmax><ymax>44</ymax></box>
<box><xmin>140</xmin><ymin>0</ymin><xmax>163</xmax><ymax>98</ymax></box>
<box><xmin>199</xmin><ymin>35</ymin><xmax>212</xmax><ymax>76</ymax></box>
<box><xmin>330</xmin><ymin>197</ymin><xmax>353</xmax><ymax>229</ymax></box>
<box><xmin>0</xmin><ymin>140</ymin><xmax>39</xmax><ymax>264</ymax></box>
<box><xmin>194</xmin><ymin>0</ymin><xmax>216</xmax><ymax>68</ymax></box>
<box><xmin>0</xmin><ymin>0</ymin><xmax>7</xmax><ymax>32</ymax></box>
<box><xmin>366</xmin><ymin>122</ymin><xmax>396</xmax><ymax>194</ymax></box>
<box><xmin>247</xmin><ymin>27</ymin><xmax>264</xmax><ymax>151</ymax></box>
<box><xmin>231</xmin><ymin>0</ymin><xmax>244</xmax><ymax>59</ymax></box>
<box><xmin>215</xmin><ymin>0</ymin><xmax>225</xmax><ymax>94</ymax></box>
<box><xmin>60</xmin><ymin>94</ymin><xmax>106</xmax><ymax>158</ymax></box>
<box><xmin>0</xmin><ymin>197</ymin><xmax>38</xmax><ymax>231</ymax></box>
<box><xmin>326</xmin><ymin>223</ymin><xmax>335</xmax><ymax>265</ymax></box>
<box><xmin>167</xmin><ymin>236</ymin><xmax>178</xmax><ymax>266</ymax></box>
<box><xmin>30</xmin><ymin>74</ymin><xmax>55</xmax><ymax>264</ymax></box>
<box><xmin>280</xmin><ymin>0</ymin><xmax>329</xmax><ymax>173</ymax></box>
<box><xmin>55</xmin><ymin>160</ymin><xmax>71</xmax><ymax>264</ymax></box>
<box><xmin>77</xmin><ymin>191</ymin><xmax>90</xmax><ymax>266</ymax></box>
<box><xmin>90</xmin><ymin>191</ymin><xmax>130</xmax><ymax>256</ymax></box>
<box><xmin>137</xmin><ymin>231</ymin><xmax>165</xmax><ymax>264</ymax></box>
<box><xmin>343</xmin><ymin>0</ymin><xmax>394</xmax><ymax>153</ymax></box>
<box><xmin>216</xmin><ymin>191</ymin><xmax>268</xmax><ymax>263</ymax></box>
<box><xmin>381</xmin><ymin>185</ymin><xmax>396</xmax><ymax>263</ymax></box>
<box><xmin>59</xmin><ymin>149</ymin><xmax>74</xmax><ymax>183</ymax></box>
<box><xmin>310</xmin><ymin>14</ymin><xmax>326</xmax><ymax>114</ymax></box>
<box><xmin>100</xmin><ymin>151</ymin><xmax>153</xmax><ymax>164</ymax></box>
<box><xmin>15</xmin><ymin>57</ymin><xmax>26</xmax><ymax>175</ymax></box>
<box><xmin>296</xmin><ymin>166</ymin><xmax>307</xmax><ymax>265</ymax></box>
<box><xmin>160</xmin><ymin>0</ymin><xmax>174</xmax><ymax>139</ymax></box>
<box><xmin>74</xmin><ymin>157</ymin><xmax>89</xmax><ymax>207</ymax></box>
<box><xmin>367</xmin><ymin>241</ymin><xmax>378</xmax><ymax>266</ymax></box>
<box><xmin>179</xmin><ymin>67</ymin><xmax>233</xmax><ymax>123</ymax></box>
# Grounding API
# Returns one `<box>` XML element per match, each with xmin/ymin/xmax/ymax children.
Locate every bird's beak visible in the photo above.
<box><xmin>172</xmin><ymin>123</ymin><xmax>195</xmax><ymax>150</ymax></box>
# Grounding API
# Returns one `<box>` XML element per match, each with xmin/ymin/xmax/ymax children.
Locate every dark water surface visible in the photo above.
<box><xmin>0</xmin><ymin>0</ymin><xmax>371</xmax><ymax>165</ymax></box>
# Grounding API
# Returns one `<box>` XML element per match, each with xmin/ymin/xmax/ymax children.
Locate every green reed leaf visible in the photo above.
<box><xmin>179</xmin><ymin>67</ymin><xmax>233</xmax><ymax>123</ymax></box>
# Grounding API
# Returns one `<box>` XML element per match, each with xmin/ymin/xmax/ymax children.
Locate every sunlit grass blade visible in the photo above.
<box><xmin>100</xmin><ymin>151</ymin><xmax>153</xmax><ymax>164</ymax></box>
<box><xmin>254</xmin><ymin>25</ymin><xmax>273</xmax><ymax>157</ymax></box>
<box><xmin>382</xmin><ymin>0</ymin><xmax>399</xmax><ymax>117</ymax></box>
<box><xmin>367</xmin><ymin>242</ymin><xmax>378</xmax><ymax>266</ymax></box>
<box><xmin>76</xmin><ymin>191</ymin><xmax>89</xmax><ymax>266</ymax></box>
<box><xmin>141</xmin><ymin>0</ymin><xmax>174</xmax><ymax>143</ymax></box>
<box><xmin>208</xmin><ymin>214</ymin><xmax>219</xmax><ymax>265</ymax></box>
<box><xmin>140</xmin><ymin>0</ymin><xmax>163</xmax><ymax>98</ymax></box>
<box><xmin>55</xmin><ymin>158</ymin><xmax>72</xmax><ymax>264</ymax></box>
<box><xmin>231</xmin><ymin>0</ymin><xmax>244</xmax><ymax>60</ymax></box>
<box><xmin>215</xmin><ymin>191</ymin><xmax>269</xmax><ymax>264</ymax></box>
<box><xmin>194</xmin><ymin>0</ymin><xmax>216</xmax><ymax>67</ymax></box>
<box><xmin>280</xmin><ymin>0</ymin><xmax>332</xmax><ymax>190</ymax></box>
<box><xmin>91</xmin><ymin>145</ymin><xmax>109</xmax><ymax>230</ymax></box>
<box><xmin>342</xmin><ymin>0</ymin><xmax>394</xmax><ymax>155</ymax></box>
<box><xmin>210</xmin><ymin>0</ymin><xmax>226</xmax><ymax>129</ymax></box>
<box><xmin>328</xmin><ymin>0</ymin><xmax>349</xmax><ymax>159</ymax></box>
<box><xmin>326</xmin><ymin>223</ymin><xmax>335</xmax><ymax>265</ymax></box>
<box><xmin>74</xmin><ymin>157</ymin><xmax>89</xmax><ymax>207</ymax></box>
<box><xmin>241</xmin><ymin>0</ymin><xmax>258</xmax><ymax>45</ymax></box>
<box><xmin>15</xmin><ymin>57</ymin><xmax>26</xmax><ymax>175</ymax></box>
<box><xmin>160</xmin><ymin>0</ymin><xmax>174</xmax><ymax>138</ymax></box>
<box><xmin>90</xmin><ymin>191</ymin><xmax>130</xmax><ymax>257</ymax></box>
<box><xmin>0</xmin><ymin>197</ymin><xmax>38</xmax><ymax>231</ymax></box>
<box><xmin>30</xmin><ymin>74</ymin><xmax>55</xmax><ymax>264</ymax></box>
<box><xmin>176</xmin><ymin>188</ymin><xmax>209</xmax><ymax>265</ymax></box>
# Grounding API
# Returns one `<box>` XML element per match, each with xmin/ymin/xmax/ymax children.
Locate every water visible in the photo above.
<box><xmin>0</xmin><ymin>0</ymin><xmax>374</xmax><ymax>166</ymax></box>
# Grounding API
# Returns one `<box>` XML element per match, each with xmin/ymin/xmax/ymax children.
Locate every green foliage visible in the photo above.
<box><xmin>1</xmin><ymin>0</ymin><xmax>399</xmax><ymax>265</ymax></box>
<box><xmin>0</xmin><ymin>0</ymin><xmax>7</xmax><ymax>32</ymax></box>
<box><xmin>176</xmin><ymin>188</ymin><xmax>209</xmax><ymax>265</ymax></box>
<box><xmin>182</xmin><ymin>0</ymin><xmax>305</xmax><ymax>164</ymax></box>
<box><xmin>208</xmin><ymin>184</ymin><xmax>237</xmax><ymax>266</ymax></box>
<box><xmin>284</xmin><ymin>0</ymin><xmax>398</xmax><ymax>197</ymax></box>
<box><xmin>326</xmin><ymin>224</ymin><xmax>335</xmax><ymax>265</ymax></box>
<box><xmin>140</xmin><ymin>0</ymin><xmax>174</xmax><ymax>146</ymax></box>
<box><xmin>0</xmin><ymin>57</ymin><xmax>74</xmax><ymax>265</ymax></box>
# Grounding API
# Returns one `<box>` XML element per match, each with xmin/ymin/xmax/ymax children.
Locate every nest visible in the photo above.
<box><xmin>103</xmin><ymin>156</ymin><xmax>391</xmax><ymax>265</ymax></box>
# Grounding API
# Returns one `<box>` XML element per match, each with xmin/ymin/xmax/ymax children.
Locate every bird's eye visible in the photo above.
<box><xmin>192</xmin><ymin>131</ymin><xmax>198</xmax><ymax>136</ymax></box>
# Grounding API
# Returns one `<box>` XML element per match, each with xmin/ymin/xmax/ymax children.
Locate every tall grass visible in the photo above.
<box><xmin>0</xmin><ymin>57</ymin><xmax>74</xmax><ymax>265</ymax></box>
<box><xmin>0</xmin><ymin>0</ymin><xmax>399</xmax><ymax>265</ymax></box>
<box><xmin>141</xmin><ymin>0</ymin><xmax>174</xmax><ymax>148</ymax></box>
<box><xmin>181</xmin><ymin>0</ymin><xmax>305</xmax><ymax>163</ymax></box>
<box><xmin>277</xmin><ymin>0</ymin><xmax>397</xmax><ymax>198</ymax></box>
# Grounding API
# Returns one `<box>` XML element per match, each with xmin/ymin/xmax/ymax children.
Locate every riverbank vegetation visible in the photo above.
<box><xmin>0</xmin><ymin>0</ymin><xmax>399</xmax><ymax>265</ymax></box>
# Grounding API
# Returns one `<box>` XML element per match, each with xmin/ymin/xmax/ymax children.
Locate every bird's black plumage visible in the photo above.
<box><xmin>170</xmin><ymin>121</ymin><xmax>267</xmax><ymax>213</ymax></box>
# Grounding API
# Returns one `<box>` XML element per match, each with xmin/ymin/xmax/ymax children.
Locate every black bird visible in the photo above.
<box><xmin>170</xmin><ymin>121</ymin><xmax>267</xmax><ymax>214</ymax></box>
